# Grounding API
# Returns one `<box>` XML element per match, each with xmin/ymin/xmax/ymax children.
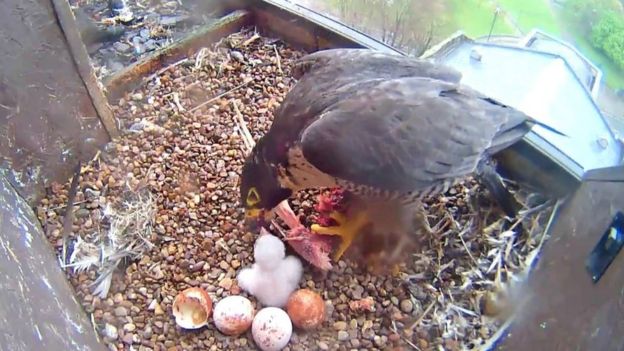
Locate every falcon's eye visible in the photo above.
<box><xmin>246</xmin><ymin>187</ymin><xmax>261</xmax><ymax>207</ymax></box>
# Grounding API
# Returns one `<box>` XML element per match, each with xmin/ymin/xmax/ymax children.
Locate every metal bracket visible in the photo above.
<box><xmin>586</xmin><ymin>211</ymin><xmax>624</xmax><ymax>283</ymax></box>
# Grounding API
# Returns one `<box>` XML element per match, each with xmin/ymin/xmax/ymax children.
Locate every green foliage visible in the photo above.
<box><xmin>564</xmin><ymin>0</ymin><xmax>623</xmax><ymax>34</ymax></box>
<box><xmin>591</xmin><ymin>11</ymin><xmax>624</xmax><ymax>70</ymax></box>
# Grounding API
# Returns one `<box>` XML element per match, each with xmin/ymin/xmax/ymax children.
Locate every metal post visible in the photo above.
<box><xmin>487</xmin><ymin>7</ymin><xmax>501</xmax><ymax>42</ymax></box>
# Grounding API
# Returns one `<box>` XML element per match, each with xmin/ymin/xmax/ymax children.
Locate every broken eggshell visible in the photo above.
<box><xmin>252</xmin><ymin>307</ymin><xmax>293</xmax><ymax>351</ymax></box>
<box><xmin>213</xmin><ymin>295</ymin><xmax>255</xmax><ymax>336</ymax></box>
<box><xmin>172</xmin><ymin>287</ymin><xmax>213</xmax><ymax>329</ymax></box>
<box><xmin>286</xmin><ymin>289</ymin><xmax>325</xmax><ymax>330</ymax></box>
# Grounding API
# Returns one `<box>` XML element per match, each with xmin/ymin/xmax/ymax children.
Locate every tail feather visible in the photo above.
<box><xmin>475</xmin><ymin>159</ymin><xmax>522</xmax><ymax>219</ymax></box>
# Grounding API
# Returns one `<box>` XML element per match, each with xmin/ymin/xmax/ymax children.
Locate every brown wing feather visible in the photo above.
<box><xmin>299</xmin><ymin>77</ymin><xmax>534</xmax><ymax>193</ymax></box>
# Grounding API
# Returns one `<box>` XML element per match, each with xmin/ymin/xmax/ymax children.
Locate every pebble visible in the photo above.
<box><xmin>140</xmin><ymin>28</ymin><xmax>150</xmax><ymax>39</ymax></box>
<box><xmin>114</xmin><ymin>306</ymin><xmax>128</xmax><ymax>317</ymax></box>
<box><xmin>122</xmin><ymin>333</ymin><xmax>134</xmax><ymax>345</ymax></box>
<box><xmin>400</xmin><ymin>299</ymin><xmax>414</xmax><ymax>313</ymax></box>
<box><xmin>124</xmin><ymin>323</ymin><xmax>137</xmax><ymax>332</ymax></box>
<box><xmin>317</xmin><ymin>342</ymin><xmax>329</xmax><ymax>350</ymax></box>
<box><xmin>103</xmin><ymin>323</ymin><xmax>118</xmax><ymax>340</ymax></box>
<box><xmin>333</xmin><ymin>321</ymin><xmax>347</xmax><ymax>331</ymax></box>
<box><xmin>114</xmin><ymin>42</ymin><xmax>131</xmax><ymax>53</ymax></box>
<box><xmin>337</xmin><ymin>331</ymin><xmax>349</xmax><ymax>342</ymax></box>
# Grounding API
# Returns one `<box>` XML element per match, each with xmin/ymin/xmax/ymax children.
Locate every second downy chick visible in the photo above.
<box><xmin>237</xmin><ymin>229</ymin><xmax>303</xmax><ymax>307</ymax></box>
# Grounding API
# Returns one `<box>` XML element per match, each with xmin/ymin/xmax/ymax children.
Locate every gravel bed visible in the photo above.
<box><xmin>35</xmin><ymin>29</ymin><xmax>556</xmax><ymax>351</ymax></box>
<box><xmin>70</xmin><ymin>0</ymin><xmax>222</xmax><ymax>79</ymax></box>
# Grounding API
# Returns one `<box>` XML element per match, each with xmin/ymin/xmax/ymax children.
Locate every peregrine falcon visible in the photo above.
<box><xmin>240</xmin><ymin>48</ymin><xmax>562</xmax><ymax>262</ymax></box>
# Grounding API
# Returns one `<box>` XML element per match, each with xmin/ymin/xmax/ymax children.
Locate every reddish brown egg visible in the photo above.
<box><xmin>286</xmin><ymin>289</ymin><xmax>325</xmax><ymax>330</ymax></box>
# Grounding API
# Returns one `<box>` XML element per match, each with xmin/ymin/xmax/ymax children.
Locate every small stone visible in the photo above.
<box><xmin>337</xmin><ymin>331</ymin><xmax>349</xmax><ymax>341</ymax></box>
<box><xmin>351</xmin><ymin>285</ymin><xmax>364</xmax><ymax>299</ymax></box>
<box><xmin>113</xmin><ymin>293</ymin><xmax>124</xmax><ymax>304</ymax></box>
<box><xmin>114</xmin><ymin>42</ymin><xmax>131</xmax><ymax>53</ymax></box>
<box><xmin>219</xmin><ymin>261</ymin><xmax>229</xmax><ymax>270</ymax></box>
<box><xmin>122</xmin><ymin>333</ymin><xmax>134</xmax><ymax>344</ymax></box>
<box><xmin>103</xmin><ymin>323</ymin><xmax>118</xmax><ymax>340</ymax></box>
<box><xmin>218</xmin><ymin>277</ymin><xmax>233</xmax><ymax>290</ymax></box>
<box><xmin>333</xmin><ymin>321</ymin><xmax>347</xmax><ymax>331</ymax></box>
<box><xmin>231</xmin><ymin>51</ymin><xmax>245</xmax><ymax>63</ymax></box>
<box><xmin>317</xmin><ymin>342</ymin><xmax>329</xmax><ymax>350</ymax></box>
<box><xmin>75</xmin><ymin>208</ymin><xmax>90</xmax><ymax>218</ymax></box>
<box><xmin>154</xmin><ymin>302</ymin><xmax>164</xmax><ymax>315</ymax></box>
<box><xmin>374</xmin><ymin>335</ymin><xmax>386</xmax><ymax>348</ymax></box>
<box><xmin>114</xmin><ymin>306</ymin><xmax>128</xmax><ymax>317</ymax></box>
<box><xmin>231</xmin><ymin>259</ymin><xmax>240</xmax><ymax>269</ymax></box>
<box><xmin>124</xmin><ymin>323</ymin><xmax>137</xmax><ymax>332</ymax></box>
<box><xmin>143</xmin><ymin>326</ymin><xmax>153</xmax><ymax>339</ymax></box>
<box><xmin>140</xmin><ymin>29</ymin><xmax>150</xmax><ymax>39</ymax></box>
<box><xmin>400</xmin><ymin>299</ymin><xmax>414</xmax><ymax>313</ymax></box>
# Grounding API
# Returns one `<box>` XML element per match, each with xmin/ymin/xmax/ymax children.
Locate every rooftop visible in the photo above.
<box><xmin>425</xmin><ymin>35</ymin><xmax>622</xmax><ymax>178</ymax></box>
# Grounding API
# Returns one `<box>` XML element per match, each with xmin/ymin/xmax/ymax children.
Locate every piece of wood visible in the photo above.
<box><xmin>0</xmin><ymin>175</ymin><xmax>107</xmax><ymax>351</ymax></box>
<box><xmin>250</xmin><ymin>0</ymin><xmax>404</xmax><ymax>55</ymax></box>
<box><xmin>497</xmin><ymin>179</ymin><xmax>624</xmax><ymax>351</ymax></box>
<box><xmin>50</xmin><ymin>0</ymin><xmax>119</xmax><ymax>139</ymax></box>
<box><xmin>0</xmin><ymin>0</ymin><xmax>110</xmax><ymax>205</ymax></box>
<box><xmin>104</xmin><ymin>9</ymin><xmax>251</xmax><ymax>103</ymax></box>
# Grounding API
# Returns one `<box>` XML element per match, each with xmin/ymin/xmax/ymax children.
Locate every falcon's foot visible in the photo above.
<box><xmin>311</xmin><ymin>210</ymin><xmax>369</xmax><ymax>261</ymax></box>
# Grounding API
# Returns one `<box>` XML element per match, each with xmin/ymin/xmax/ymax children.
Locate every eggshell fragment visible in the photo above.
<box><xmin>213</xmin><ymin>295</ymin><xmax>255</xmax><ymax>336</ymax></box>
<box><xmin>252</xmin><ymin>307</ymin><xmax>293</xmax><ymax>351</ymax></box>
<box><xmin>286</xmin><ymin>289</ymin><xmax>325</xmax><ymax>330</ymax></box>
<box><xmin>172</xmin><ymin>287</ymin><xmax>212</xmax><ymax>329</ymax></box>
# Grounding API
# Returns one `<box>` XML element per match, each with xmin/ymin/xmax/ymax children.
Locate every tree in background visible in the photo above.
<box><xmin>564</xmin><ymin>0</ymin><xmax>624</xmax><ymax>70</ymax></box>
<box><xmin>330</xmin><ymin>0</ymin><xmax>447</xmax><ymax>56</ymax></box>
<box><xmin>591</xmin><ymin>11</ymin><xmax>624</xmax><ymax>70</ymax></box>
<box><xmin>563</xmin><ymin>0</ymin><xmax>623</xmax><ymax>34</ymax></box>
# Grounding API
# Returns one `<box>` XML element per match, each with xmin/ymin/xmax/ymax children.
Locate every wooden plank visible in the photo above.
<box><xmin>51</xmin><ymin>0</ymin><xmax>119</xmax><ymax>139</ymax></box>
<box><xmin>583</xmin><ymin>165</ymin><xmax>624</xmax><ymax>182</ymax></box>
<box><xmin>498</xmin><ymin>179</ymin><xmax>624</xmax><ymax>351</ymax></box>
<box><xmin>0</xmin><ymin>175</ymin><xmax>107</xmax><ymax>351</ymax></box>
<box><xmin>0</xmin><ymin>0</ymin><xmax>110</xmax><ymax>205</ymax></box>
<box><xmin>103</xmin><ymin>9</ymin><xmax>252</xmax><ymax>103</ymax></box>
<box><xmin>251</xmin><ymin>0</ymin><xmax>405</xmax><ymax>55</ymax></box>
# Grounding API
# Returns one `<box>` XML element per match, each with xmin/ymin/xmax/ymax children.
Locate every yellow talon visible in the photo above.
<box><xmin>311</xmin><ymin>210</ymin><xmax>369</xmax><ymax>261</ymax></box>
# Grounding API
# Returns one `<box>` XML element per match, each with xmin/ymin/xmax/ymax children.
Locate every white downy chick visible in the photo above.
<box><xmin>237</xmin><ymin>230</ymin><xmax>303</xmax><ymax>307</ymax></box>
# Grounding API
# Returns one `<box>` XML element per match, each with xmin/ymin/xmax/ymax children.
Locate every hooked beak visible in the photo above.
<box><xmin>244</xmin><ymin>208</ymin><xmax>274</xmax><ymax>231</ymax></box>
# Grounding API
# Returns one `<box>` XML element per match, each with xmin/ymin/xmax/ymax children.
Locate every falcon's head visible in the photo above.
<box><xmin>240</xmin><ymin>148</ymin><xmax>292</xmax><ymax>230</ymax></box>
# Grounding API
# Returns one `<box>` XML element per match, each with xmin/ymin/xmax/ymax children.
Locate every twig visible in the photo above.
<box><xmin>194</xmin><ymin>47</ymin><xmax>208</xmax><ymax>69</ymax></box>
<box><xmin>273</xmin><ymin>45</ymin><xmax>283</xmax><ymax>74</ymax></box>
<box><xmin>459</xmin><ymin>226</ymin><xmax>479</xmax><ymax>268</ymax></box>
<box><xmin>231</xmin><ymin>100</ymin><xmax>255</xmax><ymax>152</ymax></box>
<box><xmin>242</xmin><ymin>33</ymin><xmax>261</xmax><ymax>47</ymax></box>
<box><xmin>189</xmin><ymin>80</ymin><xmax>251</xmax><ymax>113</ymax></box>
<box><xmin>391</xmin><ymin>321</ymin><xmax>422</xmax><ymax>351</ymax></box>
<box><xmin>61</xmin><ymin>160</ymin><xmax>82</xmax><ymax>268</ymax></box>
<box><xmin>172</xmin><ymin>92</ymin><xmax>185</xmax><ymax>111</ymax></box>
<box><xmin>49</xmin><ymin>200</ymin><xmax>88</xmax><ymax>211</ymax></box>
<box><xmin>145</xmin><ymin>58</ymin><xmax>189</xmax><ymax>83</ymax></box>
<box><xmin>408</xmin><ymin>299</ymin><xmax>436</xmax><ymax>330</ymax></box>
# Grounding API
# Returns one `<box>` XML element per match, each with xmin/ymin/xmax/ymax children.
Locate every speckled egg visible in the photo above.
<box><xmin>252</xmin><ymin>307</ymin><xmax>293</xmax><ymax>351</ymax></box>
<box><xmin>213</xmin><ymin>295</ymin><xmax>255</xmax><ymax>336</ymax></box>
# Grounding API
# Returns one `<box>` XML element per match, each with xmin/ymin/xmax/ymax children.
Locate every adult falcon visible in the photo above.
<box><xmin>240</xmin><ymin>48</ymin><xmax>562</xmax><ymax>267</ymax></box>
